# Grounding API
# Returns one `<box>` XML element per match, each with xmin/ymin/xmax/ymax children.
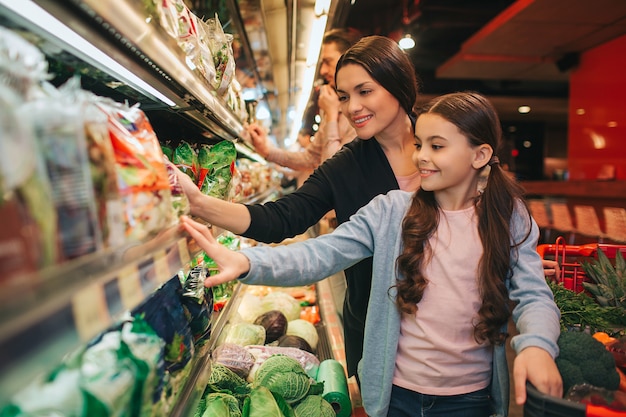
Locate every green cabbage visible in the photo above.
<box><xmin>242</xmin><ymin>386</ymin><xmax>285</xmax><ymax>417</ymax></box>
<box><xmin>286</xmin><ymin>320</ymin><xmax>318</xmax><ymax>351</ymax></box>
<box><xmin>261</xmin><ymin>292</ymin><xmax>302</xmax><ymax>322</ymax></box>
<box><xmin>202</xmin><ymin>393</ymin><xmax>241</xmax><ymax>417</ymax></box>
<box><xmin>294</xmin><ymin>395</ymin><xmax>334</xmax><ymax>417</ymax></box>
<box><xmin>221</xmin><ymin>322</ymin><xmax>266</xmax><ymax>347</ymax></box>
<box><xmin>253</xmin><ymin>355</ymin><xmax>312</xmax><ymax>404</ymax></box>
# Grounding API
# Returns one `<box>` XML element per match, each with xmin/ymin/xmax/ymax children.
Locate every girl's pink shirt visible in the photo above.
<box><xmin>392</xmin><ymin>206</ymin><xmax>492</xmax><ymax>395</ymax></box>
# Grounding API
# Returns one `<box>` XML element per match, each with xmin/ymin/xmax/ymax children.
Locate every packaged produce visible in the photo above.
<box><xmin>165</xmin><ymin>157</ymin><xmax>191</xmax><ymax>221</ymax></box>
<box><xmin>197</xmin><ymin>140</ymin><xmax>237</xmax><ymax>199</ymax></box>
<box><xmin>212</xmin><ymin>343</ymin><xmax>255</xmax><ymax>379</ymax></box>
<box><xmin>98</xmin><ymin>99</ymin><xmax>173</xmax><ymax>243</ymax></box>
<box><xmin>25</xmin><ymin>81</ymin><xmax>103</xmax><ymax>259</ymax></box>
<box><xmin>179</xmin><ymin>265</ymin><xmax>213</xmax><ymax>343</ymax></box>
<box><xmin>173</xmin><ymin>141</ymin><xmax>198</xmax><ymax>183</ymax></box>
<box><xmin>204</xmin><ymin>14</ymin><xmax>235</xmax><ymax>97</ymax></box>
<box><xmin>133</xmin><ymin>278</ymin><xmax>195</xmax><ymax>374</ymax></box>
<box><xmin>0</xmin><ymin>82</ymin><xmax>58</xmax><ymax>290</ymax></box>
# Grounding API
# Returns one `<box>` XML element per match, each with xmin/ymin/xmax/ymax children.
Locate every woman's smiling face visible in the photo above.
<box><xmin>335</xmin><ymin>63</ymin><xmax>403</xmax><ymax>139</ymax></box>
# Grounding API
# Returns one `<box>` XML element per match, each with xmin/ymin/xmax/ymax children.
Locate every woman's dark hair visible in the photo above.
<box><xmin>395</xmin><ymin>91</ymin><xmax>532</xmax><ymax>346</ymax></box>
<box><xmin>335</xmin><ymin>35</ymin><xmax>420</xmax><ymax>116</ymax></box>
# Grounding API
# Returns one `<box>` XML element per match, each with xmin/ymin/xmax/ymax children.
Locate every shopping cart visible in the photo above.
<box><xmin>536</xmin><ymin>236</ymin><xmax>626</xmax><ymax>293</ymax></box>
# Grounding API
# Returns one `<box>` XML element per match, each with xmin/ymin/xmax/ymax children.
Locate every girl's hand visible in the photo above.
<box><xmin>513</xmin><ymin>346</ymin><xmax>563</xmax><ymax>405</ymax></box>
<box><xmin>180</xmin><ymin>216</ymin><xmax>251</xmax><ymax>288</ymax></box>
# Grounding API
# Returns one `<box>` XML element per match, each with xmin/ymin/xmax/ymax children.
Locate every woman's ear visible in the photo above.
<box><xmin>473</xmin><ymin>145</ymin><xmax>494</xmax><ymax>170</ymax></box>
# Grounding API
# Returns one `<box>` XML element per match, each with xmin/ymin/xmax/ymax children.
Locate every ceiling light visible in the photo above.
<box><xmin>398</xmin><ymin>34</ymin><xmax>415</xmax><ymax>50</ymax></box>
<box><xmin>1</xmin><ymin>0</ymin><xmax>176</xmax><ymax>106</ymax></box>
<box><xmin>518</xmin><ymin>105</ymin><xmax>531</xmax><ymax>114</ymax></box>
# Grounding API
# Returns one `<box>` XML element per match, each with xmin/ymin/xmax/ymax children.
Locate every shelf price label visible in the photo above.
<box><xmin>117</xmin><ymin>263</ymin><xmax>143</xmax><ymax>311</ymax></box>
<box><xmin>71</xmin><ymin>282</ymin><xmax>111</xmax><ymax>342</ymax></box>
<box><xmin>153</xmin><ymin>249</ymin><xmax>171</xmax><ymax>284</ymax></box>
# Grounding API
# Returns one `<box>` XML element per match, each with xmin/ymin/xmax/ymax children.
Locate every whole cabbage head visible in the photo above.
<box><xmin>294</xmin><ymin>395</ymin><xmax>335</xmax><ymax>417</ymax></box>
<box><xmin>252</xmin><ymin>355</ymin><xmax>313</xmax><ymax>404</ymax></box>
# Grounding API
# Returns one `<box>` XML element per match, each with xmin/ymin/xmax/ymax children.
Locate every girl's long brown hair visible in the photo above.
<box><xmin>395</xmin><ymin>92</ymin><xmax>532</xmax><ymax>346</ymax></box>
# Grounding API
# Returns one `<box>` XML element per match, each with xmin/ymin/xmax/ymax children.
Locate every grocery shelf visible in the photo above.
<box><xmin>169</xmin><ymin>283</ymin><xmax>244</xmax><ymax>417</ymax></box>
<box><xmin>0</xmin><ymin>228</ymin><xmax>200</xmax><ymax>404</ymax></box>
<box><xmin>1</xmin><ymin>0</ymin><xmax>245</xmax><ymax>141</ymax></box>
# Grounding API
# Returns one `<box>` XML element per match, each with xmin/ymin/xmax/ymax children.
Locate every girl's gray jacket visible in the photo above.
<box><xmin>238</xmin><ymin>190</ymin><xmax>561</xmax><ymax>417</ymax></box>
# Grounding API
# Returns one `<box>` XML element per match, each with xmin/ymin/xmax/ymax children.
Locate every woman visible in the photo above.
<box><xmin>175</xmin><ymin>35</ymin><xmax>421</xmax><ymax>380</ymax></box>
<box><xmin>181</xmin><ymin>92</ymin><xmax>562</xmax><ymax>417</ymax></box>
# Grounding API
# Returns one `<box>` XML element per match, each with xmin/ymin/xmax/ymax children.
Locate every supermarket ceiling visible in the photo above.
<box><xmin>327</xmin><ymin>0</ymin><xmax>626</xmax><ymax>122</ymax></box>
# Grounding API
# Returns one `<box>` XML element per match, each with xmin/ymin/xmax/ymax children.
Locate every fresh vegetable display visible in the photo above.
<box><xmin>254</xmin><ymin>310</ymin><xmax>288</xmax><ymax>344</ymax></box>
<box><xmin>582</xmin><ymin>247</ymin><xmax>626</xmax><ymax>308</ymax></box>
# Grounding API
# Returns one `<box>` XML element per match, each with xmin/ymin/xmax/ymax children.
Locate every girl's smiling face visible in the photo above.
<box><xmin>335</xmin><ymin>63</ymin><xmax>405</xmax><ymax>140</ymax></box>
<box><xmin>413</xmin><ymin>113</ymin><xmax>492</xmax><ymax>207</ymax></box>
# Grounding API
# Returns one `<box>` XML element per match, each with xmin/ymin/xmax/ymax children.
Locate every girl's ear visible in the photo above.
<box><xmin>473</xmin><ymin>144</ymin><xmax>494</xmax><ymax>170</ymax></box>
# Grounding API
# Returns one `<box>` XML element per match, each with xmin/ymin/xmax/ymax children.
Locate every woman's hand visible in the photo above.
<box><xmin>513</xmin><ymin>346</ymin><xmax>563</xmax><ymax>405</ymax></box>
<box><xmin>168</xmin><ymin>161</ymin><xmax>202</xmax><ymax>206</ymax></box>
<box><xmin>180</xmin><ymin>216</ymin><xmax>251</xmax><ymax>288</ymax></box>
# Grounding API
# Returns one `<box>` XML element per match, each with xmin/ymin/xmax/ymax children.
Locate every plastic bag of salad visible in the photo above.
<box><xmin>204</xmin><ymin>14</ymin><xmax>235</xmax><ymax>97</ymax></box>
<box><xmin>97</xmin><ymin>99</ymin><xmax>173</xmax><ymax>243</ymax></box>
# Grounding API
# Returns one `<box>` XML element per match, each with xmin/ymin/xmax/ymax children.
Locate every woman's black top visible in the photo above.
<box><xmin>244</xmin><ymin>137</ymin><xmax>400</xmax><ymax>377</ymax></box>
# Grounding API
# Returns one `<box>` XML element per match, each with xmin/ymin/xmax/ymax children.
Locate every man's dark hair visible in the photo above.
<box><xmin>323</xmin><ymin>28</ymin><xmax>363</xmax><ymax>54</ymax></box>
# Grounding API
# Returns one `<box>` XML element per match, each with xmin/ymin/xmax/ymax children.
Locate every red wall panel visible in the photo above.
<box><xmin>569</xmin><ymin>34</ymin><xmax>626</xmax><ymax>180</ymax></box>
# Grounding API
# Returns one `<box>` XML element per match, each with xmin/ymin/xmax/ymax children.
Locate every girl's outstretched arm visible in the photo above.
<box><xmin>180</xmin><ymin>216</ymin><xmax>250</xmax><ymax>287</ymax></box>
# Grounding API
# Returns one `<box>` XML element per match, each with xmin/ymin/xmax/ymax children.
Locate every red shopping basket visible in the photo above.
<box><xmin>536</xmin><ymin>236</ymin><xmax>626</xmax><ymax>293</ymax></box>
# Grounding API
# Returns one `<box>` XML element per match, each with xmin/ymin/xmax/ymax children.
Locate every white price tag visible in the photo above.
<box><xmin>71</xmin><ymin>283</ymin><xmax>111</xmax><ymax>341</ymax></box>
<box><xmin>117</xmin><ymin>264</ymin><xmax>143</xmax><ymax>310</ymax></box>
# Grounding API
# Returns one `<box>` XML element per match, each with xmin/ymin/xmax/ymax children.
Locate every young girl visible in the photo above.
<box><xmin>182</xmin><ymin>92</ymin><xmax>562</xmax><ymax>416</ymax></box>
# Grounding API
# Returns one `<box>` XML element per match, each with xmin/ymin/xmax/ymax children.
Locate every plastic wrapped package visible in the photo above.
<box><xmin>24</xmin><ymin>82</ymin><xmax>103</xmax><ymax>260</ymax></box>
<box><xmin>0</xmin><ymin>83</ymin><xmax>59</xmax><ymax>292</ymax></box>
<box><xmin>133</xmin><ymin>278</ymin><xmax>195</xmax><ymax>375</ymax></box>
<box><xmin>179</xmin><ymin>266</ymin><xmax>213</xmax><ymax>343</ymax></box>
<box><xmin>197</xmin><ymin>141</ymin><xmax>237</xmax><ymax>199</ymax></box>
<box><xmin>61</xmin><ymin>77</ymin><xmax>125</xmax><ymax>250</ymax></box>
<box><xmin>204</xmin><ymin>14</ymin><xmax>235</xmax><ymax>97</ymax></box>
<box><xmin>97</xmin><ymin>99</ymin><xmax>173</xmax><ymax>243</ymax></box>
<box><xmin>211</xmin><ymin>343</ymin><xmax>255</xmax><ymax>379</ymax></box>
<box><xmin>173</xmin><ymin>141</ymin><xmax>198</xmax><ymax>184</ymax></box>
<box><xmin>165</xmin><ymin>157</ymin><xmax>191</xmax><ymax>221</ymax></box>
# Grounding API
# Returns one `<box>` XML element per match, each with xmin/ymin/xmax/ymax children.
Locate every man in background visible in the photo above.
<box><xmin>247</xmin><ymin>28</ymin><xmax>362</xmax><ymax>170</ymax></box>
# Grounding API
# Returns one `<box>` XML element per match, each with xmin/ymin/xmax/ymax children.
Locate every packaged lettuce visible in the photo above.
<box><xmin>197</xmin><ymin>141</ymin><xmax>237</xmax><ymax>199</ymax></box>
<box><xmin>173</xmin><ymin>141</ymin><xmax>198</xmax><ymax>184</ymax></box>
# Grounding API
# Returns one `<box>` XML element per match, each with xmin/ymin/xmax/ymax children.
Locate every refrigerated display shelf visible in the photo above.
<box><xmin>0</xmin><ymin>230</ymin><xmax>197</xmax><ymax>404</ymax></box>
